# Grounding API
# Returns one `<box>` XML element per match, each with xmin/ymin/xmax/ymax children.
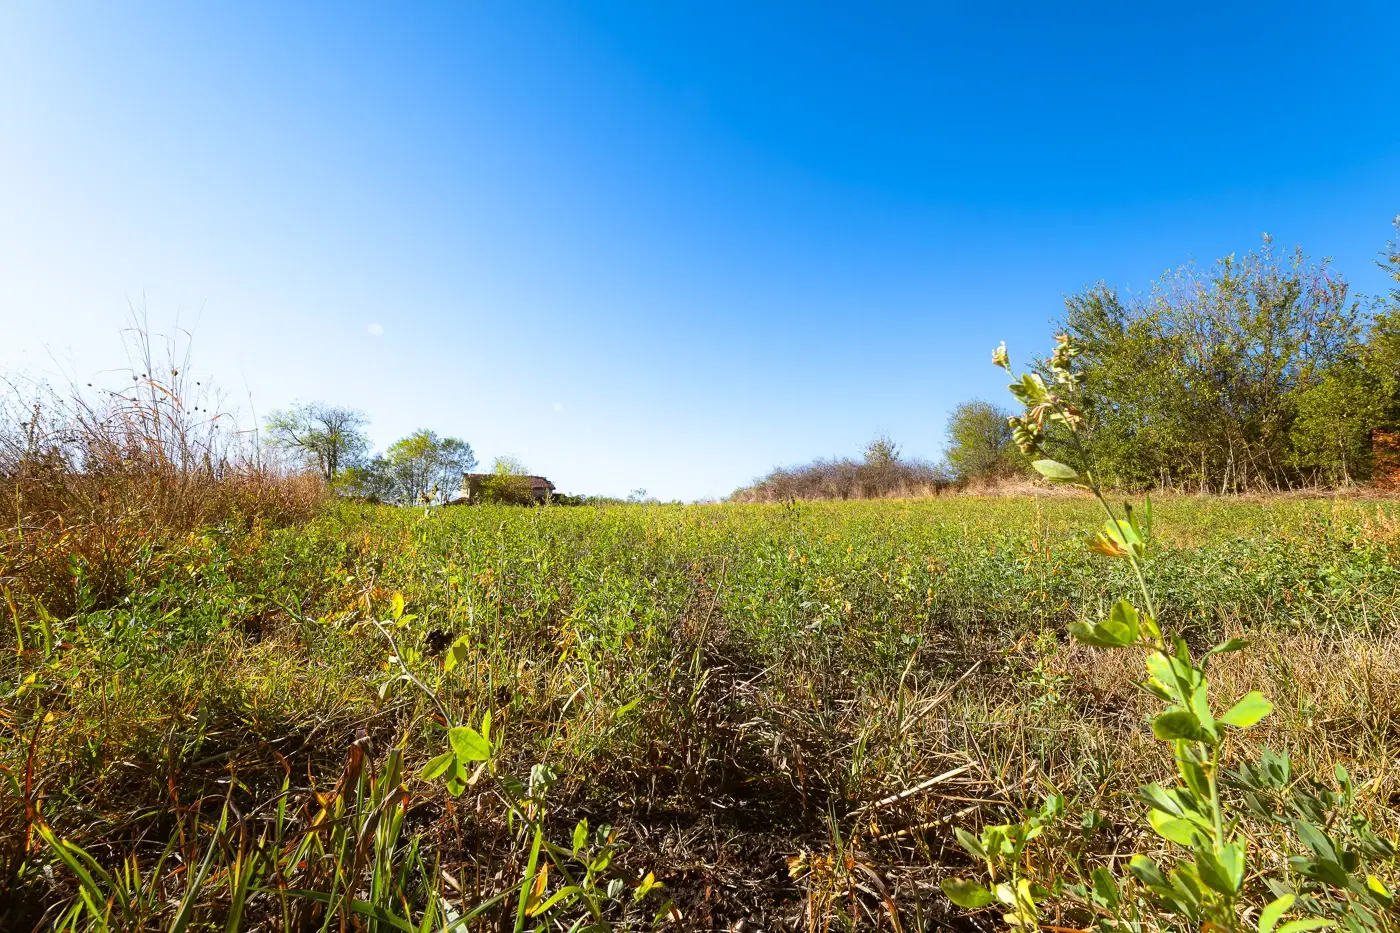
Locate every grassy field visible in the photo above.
<box><xmin>3</xmin><ymin>494</ymin><xmax>1399</xmax><ymax>930</ymax></box>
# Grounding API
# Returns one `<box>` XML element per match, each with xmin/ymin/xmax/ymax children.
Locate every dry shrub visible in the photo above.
<box><xmin>0</xmin><ymin>323</ymin><xmax>323</xmax><ymax>617</ymax></box>
<box><xmin>731</xmin><ymin>456</ymin><xmax>954</xmax><ymax>503</ymax></box>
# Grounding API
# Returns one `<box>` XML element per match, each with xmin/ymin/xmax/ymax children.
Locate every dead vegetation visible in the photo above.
<box><xmin>0</xmin><ymin>322</ymin><xmax>322</xmax><ymax>616</ymax></box>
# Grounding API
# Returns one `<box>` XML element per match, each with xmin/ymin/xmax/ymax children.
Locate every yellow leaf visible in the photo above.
<box><xmin>524</xmin><ymin>862</ymin><xmax>550</xmax><ymax>914</ymax></box>
<box><xmin>1088</xmin><ymin>532</ymin><xmax>1129</xmax><ymax>558</ymax></box>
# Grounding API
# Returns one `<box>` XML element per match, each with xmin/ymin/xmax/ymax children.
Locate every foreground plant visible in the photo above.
<box><xmin>942</xmin><ymin>337</ymin><xmax>1399</xmax><ymax>932</ymax></box>
<box><xmin>371</xmin><ymin>591</ymin><xmax>671</xmax><ymax>932</ymax></box>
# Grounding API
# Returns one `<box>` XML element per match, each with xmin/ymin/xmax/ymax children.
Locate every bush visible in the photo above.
<box><xmin>944</xmin><ymin>399</ymin><xmax>1029</xmax><ymax>481</ymax></box>
<box><xmin>732</xmin><ymin>435</ymin><xmax>952</xmax><ymax>502</ymax></box>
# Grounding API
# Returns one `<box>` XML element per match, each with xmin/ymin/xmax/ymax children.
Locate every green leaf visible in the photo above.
<box><xmin>38</xmin><ymin>827</ymin><xmax>113</xmax><ymax>918</ymax></box>
<box><xmin>1007</xmin><ymin>878</ymin><xmax>1038</xmax><ymax>926</ymax></box>
<box><xmin>954</xmin><ymin>827</ymin><xmax>988</xmax><ymax>862</ymax></box>
<box><xmin>1009</xmin><ymin>373</ymin><xmax>1049</xmax><ymax>405</ymax></box>
<box><xmin>1259</xmin><ymin>894</ymin><xmax>1295</xmax><ymax>933</ymax></box>
<box><xmin>1196</xmin><ymin>841</ymin><xmax>1245</xmax><ymax>895</ymax></box>
<box><xmin>1177</xmin><ymin>754</ymin><xmax>1212</xmax><ymax>801</ymax></box>
<box><xmin>1144</xmin><ymin>652</ymin><xmax>1175</xmax><ymax>686</ymax></box>
<box><xmin>1195</xmin><ymin>850</ymin><xmax>1233</xmax><ymax>895</ymax></box>
<box><xmin>1152</xmin><ymin>709</ymin><xmax>1209</xmax><ymax>742</ymax></box>
<box><xmin>1090</xmin><ymin>867</ymin><xmax>1119</xmax><ymax>910</ymax></box>
<box><xmin>390</xmin><ymin>592</ymin><xmax>405</xmax><ymax>621</ymax></box>
<box><xmin>515</xmin><ymin>825</ymin><xmax>544</xmax><ymax>932</ymax></box>
<box><xmin>1220</xmin><ymin>692</ymin><xmax>1273</xmax><ymax>729</ymax></box>
<box><xmin>444</xmin><ymin>635</ymin><xmax>472</xmax><ymax>673</ymax></box>
<box><xmin>1104</xmin><ymin>518</ymin><xmax>1144</xmax><ymax>554</ymax></box>
<box><xmin>1127</xmin><ymin>854</ymin><xmax>1170</xmax><ymax>892</ymax></box>
<box><xmin>1149</xmin><ymin>808</ymin><xmax>1204</xmax><ymax>846</ymax></box>
<box><xmin>1068</xmin><ymin>621</ymin><xmax>1123</xmax><ymax>648</ymax></box>
<box><xmin>572</xmin><ymin>819</ymin><xmax>588</xmax><ymax>856</ymax></box>
<box><xmin>1204</xmin><ymin>637</ymin><xmax>1248</xmax><ymax>663</ymax></box>
<box><xmin>1032</xmin><ymin>459</ymin><xmax>1079</xmax><ymax>482</ymax></box>
<box><xmin>634</xmin><ymin>871</ymin><xmax>661</xmax><ymax>901</ymax></box>
<box><xmin>418</xmin><ymin>751</ymin><xmax>456</xmax><ymax>782</ymax></box>
<box><xmin>1294</xmin><ymin>821</ymin><xmax>1340</xmax><ymax>863</ymax></box>
<box><xmin>1334</xmin><ymin>763</ymin><xmax>1352</xmax><ymax>801</ymax></box>
<box><xmin>448</xmin><ymin>726</ymin><xmax>492</xmax><ymax>762</ymax></box>
<box><xmin>529</xmin><ymin>885</ymin><xmax>583</xmax><ymax>917</ymax></box>
<box><xmin>1188</xmin><ymin>682</ymin><xmax>1218</xmax><ymax>741</ymax></box>
<box><xmin>1275</xmin><ymin>920</ymin><xmax>1336</xmax><ymax>933</ymax></box>
<box><xmin>1100</xmin><ymin>599</ymin><xmax>1141</xmax><ymax>644</ymax></box>
<box><xmin>1139</xmin><ymin>783</ymin><xmax>1186</xmax><ymax>817</ymax></box>
<box><xmin>1140</xmin><ymin>677</ymin><xmax>1173</xmax><ymax>701</ymax></box>
<box><xmin>942</xmin><ymin>878</ymin><xmax>996</xmax><ymax>909</ymax></box>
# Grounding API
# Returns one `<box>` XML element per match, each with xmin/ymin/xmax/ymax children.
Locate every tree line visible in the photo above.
<box><xmin>945</xmin><ymin>218</ymin><xmax>1400</xmax><ymax>491</ymax></box>
<box><xmin>274</xmin><ymin>219</ymin><xmax>1400</xmax><ymax>502</ymax></box>
<box><xmin>730</xmin><ymin>435</ymin><xmax>953</xmax><ymax>502</ymax></box>
<box><xmin>263</xmin><ymin>405</ymin><xmax>539</xmax><ymax>504</ymax></box>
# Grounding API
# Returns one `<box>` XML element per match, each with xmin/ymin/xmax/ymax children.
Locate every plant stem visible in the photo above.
<box><xmin>370</xmin><ymin>617</ymin><xmax>455</xmax><ymax>728</ymax></box>
<box><xmin>1062</xmin><ymin>417</ymin><xmax>1159</xmax><ymax>628</ymax></box>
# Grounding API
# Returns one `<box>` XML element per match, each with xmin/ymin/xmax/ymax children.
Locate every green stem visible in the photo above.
<box><xmin>1062</xmin><ymin>418</ymin><xmax>1159</xmax><ymax>632</ymax></box>
<box><xmin>1209</xmin><ymin>741</ymin><xmax>1224</xmax><ymax>844</ymax></box>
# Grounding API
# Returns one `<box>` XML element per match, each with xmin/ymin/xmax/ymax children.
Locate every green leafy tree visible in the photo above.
<box><xmin>944</xmin><ymin>400</ymin><xmax>1025</xmax><ymax>481</ymax></box>
<box><xmin>1288</xmin><ymin>363</ymin><xmax>1384</xmax><ymax>484</ymax></box>
<box><xmin>1364</xmin><ymin>216</ymin><xmax>1400</xmax><ymax>431</ymax></box>
<box><xmin>264</xmin><ymin>402</ymin><xmax>369</xmax><ymax>482</ymax></box>
<box><xmin>862</xmin><ymin>435</ymin><xmax>899</xmax><ymax>469</ymax></box>
<box><xmin>337</xmin><ymin>457</ymin><xmax>394</xmax><ymax>503</ymax></box>
<box><xmin>359</xmin><ymin>430</ymin><xmax>477</xmax><ymax>505</ymax></box>
<box><xmin>1056</xmin><ymin>236</ymin><xmax>1364</xmax><ymax>491</ymax></box>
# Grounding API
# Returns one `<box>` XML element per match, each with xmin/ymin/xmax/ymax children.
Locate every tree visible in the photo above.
<box><xmin>855</xmin><ymin>434</ymin><xmax>913</xmax><ymax>494</ymax></box>
<box><xmin>862</xmin><ymin>435</ymin><xmax>899</xmax><ymax>468</ymax></box>
<box><xmin>1288</xmin><ymin>362</ymin><xmax>1383</xmax><ymax>484</ymax></box>
<box><xmin>477</xmin><ymin>456</ymin><xmax>534</xmax><ymax>505</ymax></box>
<box><xmin>372</xmin><ymin>430</ymin><xmax>477</xmax><ymax>505</ymax></box>
<box><xmin>944</xmin><ymin>400</ymin><xmax>1024</xmax><ymax>481</ymax></box>
<box><xmin>1056</xmin><ymin>236</ymin><xmax>1364</xmax><ymax>491</ymax></box>
<box><xmin>264</xmin><ymin>403</ymin><xmax>369</xmax><ymax>482</ymax></box>
<box><xmin>337</xmin><ymin>458</ymin><xmax>395</xmax><ymax>503</ymax></box>
<box><xmin>1364</xmin><ymin>216</ymin><xmax>1400</xmax><ymax>431</ymax></box>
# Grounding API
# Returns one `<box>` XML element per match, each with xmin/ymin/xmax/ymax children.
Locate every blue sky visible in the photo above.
<box><xmin>2</xmin><ymin>2</ymin><xmax>1398</xmax><ymax>500</ymax></box>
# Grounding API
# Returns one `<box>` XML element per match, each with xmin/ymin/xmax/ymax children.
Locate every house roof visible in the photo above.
<box><xmin>463</xmin><ymin>473</ymin><xmax>556</xmax><ymax>490</ymax></box>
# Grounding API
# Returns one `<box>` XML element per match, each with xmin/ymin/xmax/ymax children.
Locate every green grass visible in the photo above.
<box><xmin>3</xmin><ymin>495</ymin><xmax>1399</xmax><ymax>930</ymax></box>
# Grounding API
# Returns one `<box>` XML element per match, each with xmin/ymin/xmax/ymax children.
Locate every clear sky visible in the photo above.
<box><xmin>2</xmin><ymin>3</ymin><xmax>1398</xmax><ymax>500</ymax></box>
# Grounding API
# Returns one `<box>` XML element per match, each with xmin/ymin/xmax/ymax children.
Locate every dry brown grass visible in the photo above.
<box><xmin>766</xmin><ymin>629</ymin><xmax>1400</xmax><ymax>929</ymax></box>
<box><xmin>0</xmin><ymin>325</ymin><xmax>323</xmax><ymax>617</ymax></box>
